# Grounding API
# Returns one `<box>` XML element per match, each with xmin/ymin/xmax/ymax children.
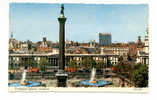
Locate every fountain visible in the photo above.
<box><xmin>90</xmin><ymin>68</ymin><xmax>96</xmax><ymax>83</ymax></box>
<box><xmin>77</xmin><ymin>68</ymin><xmax>112</xmax><ymax>87</ymax></box>
<box><xmin>8</xmin><ymin>68</ymin><xmax>42</xmax><ymax>87</ymax></box>
<box><xmin>20</xmin><ymin>69</ymin><xmax>27</xmax><ymax>85</ymax></box>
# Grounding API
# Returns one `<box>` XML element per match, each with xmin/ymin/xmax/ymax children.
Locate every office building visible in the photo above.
<box><xmin>99</xmin><ymin>33</ymin><xmax>112</xmax><ymax>46</ymax></box>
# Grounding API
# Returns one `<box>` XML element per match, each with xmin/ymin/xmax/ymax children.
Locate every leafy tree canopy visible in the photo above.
<box><xmin>38</xmin><ymin>58</ymin><xmax>50</xmax><ymax>72</ymax></box>
<box><xmin>131</xmin><ymin>64</ymin><xmax>148</xmax><ymax>87</ymax></box>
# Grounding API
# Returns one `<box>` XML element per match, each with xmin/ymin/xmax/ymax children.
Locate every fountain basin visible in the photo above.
<box><xmin>8</xmin><ymin>81</ymin><xmax>42</xmax><ymax>87</ymax></box>
<box><xmin>78</xmin><ymin>80</ymin><xmax>112</xmax><ymax>87</ymax></box>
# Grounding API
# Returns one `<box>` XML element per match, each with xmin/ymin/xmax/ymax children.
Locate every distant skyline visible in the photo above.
<box><xmin>9</xmin><ymin>3</ymin><xmax>148</xmax><ymax>43</ymax></box>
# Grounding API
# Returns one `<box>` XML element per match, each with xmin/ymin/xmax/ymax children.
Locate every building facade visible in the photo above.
<box><xmin>99</xmin><ymin>33</ymin><xmax>112</xmax><ymax>46</ymax></box>
<box><xmin>103</xmin><ymin>47</ymin><xmax>129</xmax><ymax>56</ymax></box>
<box><xmin>136</xmin><ymin>27</ymin><xmax>149</xmax><ymax>65</ymax></box>
<box><xmin>9</xmin><ymin>53</ymin><xmax>119</xmax><ymax>69</ymax></box>
<box><xmin>143</xmin><ymin>27</ymin><xmax>149</xmax><ymax>54</ymax></box>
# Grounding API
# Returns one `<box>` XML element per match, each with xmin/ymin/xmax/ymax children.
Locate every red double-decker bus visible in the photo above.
<box><xmin>29</xmin><ymin>67</ymin><xmax>39</xmax><ymax>73</ymax></box>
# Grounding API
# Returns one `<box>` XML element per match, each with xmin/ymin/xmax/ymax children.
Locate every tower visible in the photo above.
<box><xmin>90</xmin><ymin>40</ymin><xmax>96</xmax><ymax>48</ymax></box>
<box><xmin>144</xmin><ymin>26</ymin><xmax>149</xmax><ymax>54</ymax></box>
<box><xmin>58</xmin><ymin>4</ymin><xmax>66</xmax><ymax>71</ymax></box>
<box><xmin>137</xmin><ymin>36</ymin><xmax>142</xmax><ymax>45</ymax></box>
<box><xmin>56</xmin><ymin>4</ymin><xmax>68</xmax><ymax>87</ymax></box>
<box><xmin>99</xmin><ymin>33</ymin><xmax>112</xmax><ymax>46</ymax></box>
<box><xmin>40</xmin><ymin>37</ymin><xmax>47</xmax><ymax>48</ymax></box>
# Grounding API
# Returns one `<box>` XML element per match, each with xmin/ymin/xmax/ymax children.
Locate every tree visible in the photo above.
<box><xmin>133</xmin><ymin>63</ymin><xmax>143</xmax><ymax>70</ymax></box>
<box><xmin>107</xmin><ymin>58</ymin><xmax>112</xmax><ymax>67</ymax></box>
<box><xmin>21</xmin><ymin>57</ymin><xmax>35</xmax><ymax>67</ymax></box>
<box><xmin>131</xmin><ymin>64</ymin><xmax>148</xmax><ymax>87</ymax></box>
<box><xmin>38</xmin><ymin>58</ymin><xmax>50</xmax><ymax>72</ymax></box>
<box><xmin>114</xmin><ymin>58</ymin><xmax>127</xmax><ymax>73</ymax></box>
<box><xmin>66</xmin><ymin>60</ymin><xmax>77</xmax><ymax>72</ymax></box>
<box><xmin>96</xmin><ymin>61</ymin><xmax>105</xmax><ymax>70</ymax></box>
<box><xmin>9</xmin><ymin>57</ymin><xmax>14</xmax><ymax>70</ymax></box>
<box><xmin>82</xmin><ymin>58</ymin><xmax>88</xmax><ymax>68</ymax></box>
<box><xmin>67</xmin><ymin>60</ymin><xmax>78</xmax><ymax>70</ymax></box>
<box><xmin>88</xmin><ymin>57</ymin><xmax>96</xmax><ymax>68</ymax></box>
<box><xmin>67</xmin><ymin>60</ymin><xmax>76</xmax><ymax>67</ymax></box>
<box><xmin>82</xmin><ymin>57</ymin><xmax>96</xmax><ymax>69</ymax></box>
<box><xmin>118</xmin><ymin>56</ymin><xmax>123</xmax><ymax>62</ymax></box>
<box><xmin>113</xmin><ymin>57</ymin><xmax>132</xmax><ymax>79</ymax></box>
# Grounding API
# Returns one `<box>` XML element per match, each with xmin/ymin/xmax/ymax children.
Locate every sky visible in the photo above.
<box><xmin>9</xmin><ymin>3</ymin><xmax>148</xmax><ymax>43</ymax></box>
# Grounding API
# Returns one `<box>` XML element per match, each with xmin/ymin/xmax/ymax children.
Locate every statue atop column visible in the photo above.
<box><xmin>59</xmin><ymin>4</ymin><xmax>65</xmax><ymax>18</ymax></box>
<box><xmin>61</xmin><ymin>4</ymin><xmax>64</xmax><ymax>15</ymax></box>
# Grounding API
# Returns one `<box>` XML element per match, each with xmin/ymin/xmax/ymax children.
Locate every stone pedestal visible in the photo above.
<box><xmin>56</xmin><ymin>71</ymin><xmax>68</xmax><ymax>87</ymax></box>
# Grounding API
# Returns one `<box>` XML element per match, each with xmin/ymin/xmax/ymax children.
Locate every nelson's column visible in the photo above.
<box><xmin>56</xmin><ymin>4</ymin><xmax>68</xmax><ymax>87</ymax></box>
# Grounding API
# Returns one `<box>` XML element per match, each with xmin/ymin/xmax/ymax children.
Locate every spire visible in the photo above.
<box><xmin>144</xmin><ymin>25</ymin><xmax>149</xmax><ymax>54</ymax></box>
<box><xmin>138</xmin><ymin>36</ymin><xmax>141</xmax><ymax>41</ymax></box>
<box><xmin>145</xmin><ymin>26</ymin><xmax>149</xmax><ymax>41</ymax></box>
<box><xmin>146</xmin><ymin>25</ymin><xmax>149</xmax><ymax>35</ymax></box>
<box><xmin>137</xmin><ymin>36</ymin><xmax>142</xmax><ymax>45</ymax></box>
<box><xmin>145</xmin><ymin>24</ymin><xmax>149</xmax><ymax>37</ymax></box>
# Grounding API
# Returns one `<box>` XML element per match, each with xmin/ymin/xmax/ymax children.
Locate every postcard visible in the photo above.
<box><xmin>8</xmin><ymin>3</ymin><xmax>149</xmax><ymax>93</ymax></box>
